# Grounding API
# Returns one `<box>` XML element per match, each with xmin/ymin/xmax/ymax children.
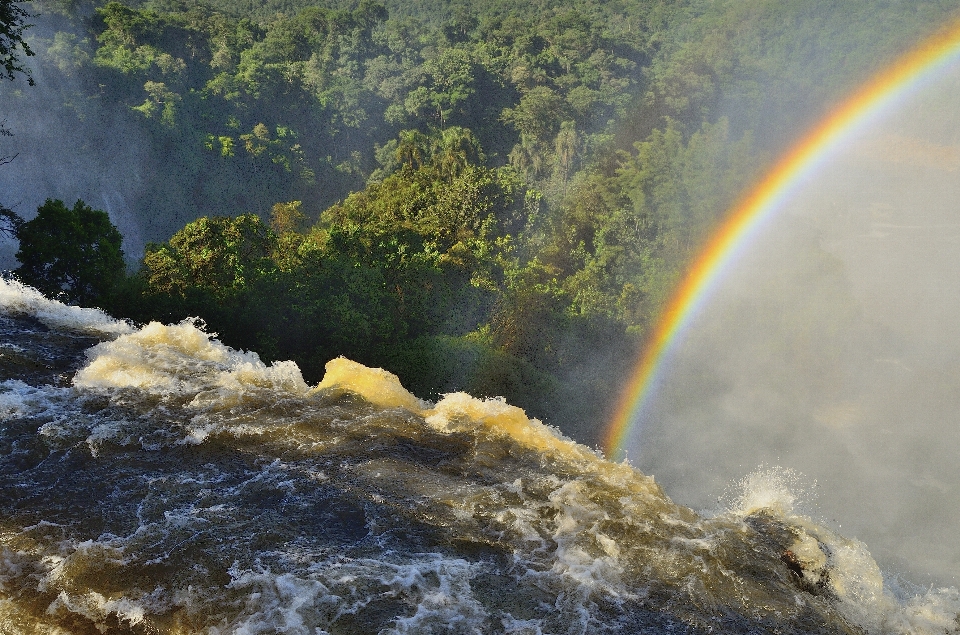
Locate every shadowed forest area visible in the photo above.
<box><xmin>1</xmin><ymin>0</ymin><xmax>956</xmax><ymax>443</ymax></box>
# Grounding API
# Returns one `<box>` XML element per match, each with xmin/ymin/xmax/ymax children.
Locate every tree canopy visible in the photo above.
<box><xmin>14</xmin><ymin>199</ymin><xmax>125</xmax><ymax>305</ymax></box>
<box><xmin>5</xmin><ymin>0</ymin><xmax>959</xmax><ymax>439</ymax></box>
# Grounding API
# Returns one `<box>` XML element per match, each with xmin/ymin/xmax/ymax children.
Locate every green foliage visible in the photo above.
<box><xmin>25</xmin><ymin>0</ymin><xmax>960</xmax><ymax>440</ymax></box>
<box><xmin>141</xmin><ymin>213</ymin><xmax>273</xmax><ymax>299</ymax></box>
<box><xmin>62</xmin><ymin>0</ymin><xmax>662</xmax><ymax>242</ymax></box>
<box><xmin>0</xmin><ymin>0</ymin><xmax>34</xmax><ymax>84</ymax></box>
<box><xmin>318</xmin><ymin>129</ymin><xmax>524</xmax><ymax>337</ymax></box>
<box><xmin>126</xmin><ymin>129</ymin><xmax>535</xmax><ymax>402</ymax></box>
<box><xmin>14</xmin><ymin>199</ymin><xmax>125</xmax><ymax>305</ymax></box>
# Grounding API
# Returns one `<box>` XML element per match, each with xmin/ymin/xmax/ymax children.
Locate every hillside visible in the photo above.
<box><xmin>0</xmin><ymin>0</ymin><xmax>956</xmax><ymax>440</ymax></box>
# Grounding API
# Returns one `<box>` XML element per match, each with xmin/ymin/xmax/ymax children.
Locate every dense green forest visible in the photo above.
<box><xmin>1</xmin><ymin>0</ymin><xmax>957</xmax><ymax>443</ymax></box>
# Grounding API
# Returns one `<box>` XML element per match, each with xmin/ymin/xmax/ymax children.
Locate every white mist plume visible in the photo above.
<box><xmin>0</xmin><ymin>17</ymin><xmax>149</xmax><ymax>264</ymax></box>
<box><xmin>630</xmin><ymin>58</ymin><xmax>960</xmax><ymax>587</ymax></box>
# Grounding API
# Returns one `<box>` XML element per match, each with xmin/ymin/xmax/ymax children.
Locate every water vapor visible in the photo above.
<box><xmin>631</xmin><ymin>60</ymin><xmax>960</xmax><ymax>587</ymax></box>
<box><xmin>0</xmin><ymin>17</ymin><xmax>151</xmax><ymax>266</ymax></box>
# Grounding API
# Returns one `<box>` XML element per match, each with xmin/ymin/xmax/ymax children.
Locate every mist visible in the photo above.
<box><xmin>0</xmin><ymin>10</ymin><xmax>351</xmax><ymax>271</ymax></box>
<box><xmin>0</xmin><ymin>20</ymin><xmax>153</xmax><ymax>267</ymax></box>
<box><xmin>628</xmin><ymin>60</ymin><xmax>960</xmax><ymax>586</ymax></box>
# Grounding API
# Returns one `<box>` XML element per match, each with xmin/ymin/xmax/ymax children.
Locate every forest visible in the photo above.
<box><xmin>1</xmin><ymin>0</ymin><xmax>957</xmax><ymax>443</ymax></box>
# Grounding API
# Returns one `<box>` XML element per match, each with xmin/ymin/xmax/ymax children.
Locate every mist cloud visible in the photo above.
<box><xmin>629</xmin><ymin>61</ymin><xmax>960</xmax><ymax>587</ymax></box>
<box><xmin>0</xmin><ymin>18</ymin><xmax>151</xmax><ymax>267</ymax></box>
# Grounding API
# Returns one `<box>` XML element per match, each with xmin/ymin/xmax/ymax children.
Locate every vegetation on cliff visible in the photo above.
<box><xmin>2</xmin><ymin>0</ymin><xmax>956</xmax><ymax>440</ymax></box>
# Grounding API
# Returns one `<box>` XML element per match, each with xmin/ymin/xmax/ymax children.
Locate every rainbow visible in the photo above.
<box><xmin>603</xmin><ymin>17</ymin><xmax>960</xmax><ymax>458</ymax></box>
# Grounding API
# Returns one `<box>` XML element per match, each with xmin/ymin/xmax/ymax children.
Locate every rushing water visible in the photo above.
<box><xmin>0</xmin><ymin>279</ymin><xmax>957</xmax><ymax>634</ymax></box>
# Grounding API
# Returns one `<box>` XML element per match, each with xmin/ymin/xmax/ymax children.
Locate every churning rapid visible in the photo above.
<box><xmin>0</xmin><ymin>279</ymin><xmax>957</xmax><ymax>634</ymax></box>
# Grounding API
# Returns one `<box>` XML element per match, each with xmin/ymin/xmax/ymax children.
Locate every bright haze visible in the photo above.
<box><xmin>630</xmin><ymin>60</ymin><xmax>960</xmax><ymax>587</ymax></box>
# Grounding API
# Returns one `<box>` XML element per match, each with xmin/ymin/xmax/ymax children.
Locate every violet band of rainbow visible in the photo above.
<box><xmin>603</xmin><ymin>16</ymin><xmax>960</xmax><ymax>458</ymax></box>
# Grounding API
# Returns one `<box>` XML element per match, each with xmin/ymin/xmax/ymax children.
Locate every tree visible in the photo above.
<box><xmin>0</xmin><ymin>0</ymin><xmax>33</xmax><ymax>85</ymax></box>
<box><xmin>0</xmin><ymin>121</ymin><xmax>22</xmax><ymax>235</ymax></box>
<box><xmin>141</xmin><ymin>214</ymin><xmax>274</xmax><ymax>299</ymax></box>
<box><xmin>0</xmin><ymin>203</ymin><xmax>23</xmax><ymax>238</ymax></box>
<box><xmin>14</xmin><ymin>199</ymin><xmax>126</xmax><ymax>305</ymax></box>
<box><xmin>270</xmin><ymin>200</ymin><xmax>305</xmax><ymax>235</ymax></box>
<box><xmin>1</xmin><ymin>0</ymin><xmax>32</xmax><ymax>199</ymax></box>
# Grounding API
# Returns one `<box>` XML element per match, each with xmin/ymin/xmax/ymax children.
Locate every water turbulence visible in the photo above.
<box><xmin>0</xmin><ymin>279</ymin><xmax>957</xmax><ymax>633</ymax></box>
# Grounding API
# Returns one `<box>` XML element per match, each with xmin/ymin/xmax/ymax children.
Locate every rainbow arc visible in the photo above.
<box><xmin>604</xmin><ymin>17</ymin><xmax>960</xmax><ymax>457</ymax></box>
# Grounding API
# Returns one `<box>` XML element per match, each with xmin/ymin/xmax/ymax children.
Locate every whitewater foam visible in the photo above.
<box><xmin>0</xmin><ymin>278</ymin><xmax>133</xmax><ymax>336</ymax></box>
<box><xmin>0</xmin><ymin>281</ymin><xmax>957</xmax><ymax>634</ymax></box>
<box><xmin>74</xmin><ymin>319</ymin><xmax>309</xmax><ymax>400</ymax></box>
<box><xmin>723</xmin><ymin>466</ymin><xmax>960</xmax><ymax>635</ymax></box>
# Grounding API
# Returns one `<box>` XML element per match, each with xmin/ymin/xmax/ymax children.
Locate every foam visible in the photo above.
<box><xmin>312</xmin><ymin>357</ymin><xmax>428</xmax><ymax>412</ymax></box>
<box><xmin>546</xmin><ymin>480</ymin><xmax>626</xmax><ymax>590</ymax></box>
<box><xmin>724</xmin><ymin>466</ymin><xmax>813</xmax><ymax>518</ymax></box>
<box><xmin>0</xmin><ymin>278</ymin><xmax>133</xmax><ymax>336</ymax></box>
<box><xmin>0</xmin><ymin>380</ymin><xmax>58</xmax><ymax>419</ymax></box>
<box><xmin>69</xmin><ymin>326</ymin><xmax>602</xmax><ymax>466</ymax></box>
<box><xmin>724</xmin><ymin>466</ymin><xmax>960</xmax><ymax>634</ymax></box>
<box><xmin>217</xmin><ymin>555</ymin><xmax>492</xmax><ymax>635</ymax></box>
<box><xmin>46</xmin><ymin>591</ymin><xmax>148</xmax><ymax>629</ymax></box>
<box><xmin>73</xmin><ymin>320</ymin><xmax>309</xmax><ymax>401</ymax></box>
<box><xmin>425</xmin><ymin>392</ymin><xmax>588</xmax><ymax>459</ymax></box>
<box><xmin>312</xmin><ymin>358</ymin><xmax>600</xmax><ymax>463</ymax></box>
